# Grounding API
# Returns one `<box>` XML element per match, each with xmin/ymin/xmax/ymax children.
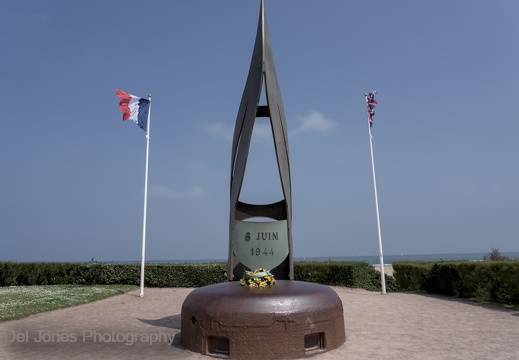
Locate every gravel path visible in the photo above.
<box><xmin>1</xmin><ymin>286</ymin><xmax>518</xmax><ymax>359</ymax></box>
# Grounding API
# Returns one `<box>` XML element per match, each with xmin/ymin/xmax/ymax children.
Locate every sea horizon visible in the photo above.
<box><xmin>137</xmin><ymin>251</ymin><xmax>519</xmax><ymax>266</ymax></box>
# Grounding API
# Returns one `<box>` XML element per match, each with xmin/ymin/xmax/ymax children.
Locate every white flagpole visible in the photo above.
<box><xmin>140</xmin><ymin>94</ymin><xmax>152</xmax><ymax>298</ymax></box>
<box><xmin>365</xmin><ymin>93</ymin><xmax>386</xmax><ymax>295</ymax></box>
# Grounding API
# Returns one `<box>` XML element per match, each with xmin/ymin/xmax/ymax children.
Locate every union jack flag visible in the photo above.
<box><xmin>365</xmin><ymin>91</ymin><xmax>378</xmax><ymax>127</ymax></box>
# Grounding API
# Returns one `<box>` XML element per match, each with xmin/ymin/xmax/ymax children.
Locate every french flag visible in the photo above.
<box><xmin>116</xmin><ymin>89</ymin><xmax>150</xmax><ymax>132</ymax></box>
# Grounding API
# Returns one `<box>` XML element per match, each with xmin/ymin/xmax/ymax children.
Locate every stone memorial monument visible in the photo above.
<box><xmin>227</xmin><ymin>0</ymin><xmax>293</xmax><ymax>281</ymax></box>
<box><xmin>181</xmin><ymin>2</ymin><xmax>346</xmax><ymax>358</ymax></box>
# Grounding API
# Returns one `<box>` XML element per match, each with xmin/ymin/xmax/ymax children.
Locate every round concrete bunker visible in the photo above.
<box><xmin>180</xmin><ymin>280</ymin><xmax>346</xmax><ymax>359</ymax></box>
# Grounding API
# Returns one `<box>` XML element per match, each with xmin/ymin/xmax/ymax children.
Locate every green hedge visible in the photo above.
<box><xmin>0</xmin><ymin>261</ymin><xmax>396</xmax><ymax>291</ymax></box>
<box><xmin>0</xmin><ymin>262</ymin><xmax>227</xmax><ymax>287</ymax></box>
<box><xmin>393</xmin><ymin>260</ymin><xmax>519</xmax><ymax>306</ymax></box>
<box><xmin>294</xmin><ymin>261</ymin><xmax>397</xmax><ymax>291</ymax></box>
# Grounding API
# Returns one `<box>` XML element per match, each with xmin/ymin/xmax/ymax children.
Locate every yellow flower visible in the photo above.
<box><xmin>240</xmin><ymin>268</ymin><xmax>276</xmax><ymax>287</ymax></box>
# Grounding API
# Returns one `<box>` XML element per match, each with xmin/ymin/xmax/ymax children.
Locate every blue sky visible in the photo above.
<box><xmin>1</xmin><ymin>0</ymin><xmax>518</xmax><ymax>262</ymax></box>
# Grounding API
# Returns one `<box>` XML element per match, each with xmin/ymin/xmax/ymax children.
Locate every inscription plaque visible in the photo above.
<box><xmin>233</xmin><ymin>220</ymin><xmax>289</xmax><ymax>271</ymax></box>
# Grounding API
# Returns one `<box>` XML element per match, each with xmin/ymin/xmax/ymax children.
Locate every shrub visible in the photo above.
<box><xmin>393</xmin><ymin>260</ymin><xmax>519</xmax><ymax>306</ymax></box>
<box><xmin>0</xmin><ymin>261</ymin><xmax>397</xmax><ymax>292</ymax></box>
<box><xmin>392</xmin><ymin>262</ymin><xmax>432</xmax><ymax>291</ymax></box>
<box><xmin>483</xmin><ymin>248</ymin><xmax>510</xmax><ymax>261</ymax></box>
<box><xmin>294</xmin><ymin>261</ymin><xmax>398</xmax><ymax>292</ymax></box>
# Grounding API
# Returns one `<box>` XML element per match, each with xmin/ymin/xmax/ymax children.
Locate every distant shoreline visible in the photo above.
<box><xmin>3</xmin><ymin>252</ymin><xmax>518</xmax><ymax>265</ymax></box>
<box><xmin>101</xmin><ymin>251</ymin><xmax>519</xmax><ymax>266</ymax></box>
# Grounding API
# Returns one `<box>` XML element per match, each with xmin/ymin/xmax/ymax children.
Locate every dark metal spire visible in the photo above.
<box><xmin>228</xmin><ymin>0</ymin><xmax>293</xmax><ymax>280</ymax></box>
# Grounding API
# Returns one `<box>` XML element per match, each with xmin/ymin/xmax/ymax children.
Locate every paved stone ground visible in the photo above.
<box><xmin>1</xmin><ymin>286</ymin><xmax>518</xmax><ymax>359</ymax></box>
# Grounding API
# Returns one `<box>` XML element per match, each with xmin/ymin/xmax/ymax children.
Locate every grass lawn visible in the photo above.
<box><xmin>0</xmin><ymin>285</ymin><xmax>137</xmax><ymax>321</ymax></box>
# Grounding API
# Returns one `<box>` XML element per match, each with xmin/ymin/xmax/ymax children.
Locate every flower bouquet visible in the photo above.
<box><xmin>240</xmin><ymin>268</ymin><xmax>276</xmax><ymax>288</ymax></box>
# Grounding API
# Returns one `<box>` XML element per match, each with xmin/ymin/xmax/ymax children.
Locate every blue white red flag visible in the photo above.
<box><xmin>116</xmin><ymin>89</ymin><xmax>150</xmax><ymax>132</ymax></box>
<box><xmin>366</xmin><ymin>91</ymin><xmax>378</xmax><ymax>127</ymax></box>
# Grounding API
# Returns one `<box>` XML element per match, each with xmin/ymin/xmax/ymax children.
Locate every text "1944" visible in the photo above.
<box><xmin>251</xmin><ymin>248</ymin><xmax>274</xmax><ymax>256</ymax></box>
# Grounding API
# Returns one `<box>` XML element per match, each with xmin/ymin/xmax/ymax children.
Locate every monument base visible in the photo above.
<box><xmin>180</xmin><ymin>280</ymin><xmax>346</xmax><ymax>359</ymax></box>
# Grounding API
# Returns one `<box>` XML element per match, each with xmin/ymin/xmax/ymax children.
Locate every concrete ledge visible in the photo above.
<box><xmin>372</xmin><ymin>265</ymin><xmax>394</xmax><ymax>276</ymax></box>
